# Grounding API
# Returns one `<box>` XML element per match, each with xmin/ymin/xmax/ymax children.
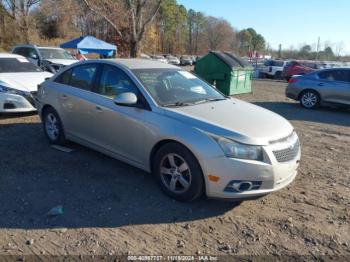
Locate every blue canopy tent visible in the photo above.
<box><xmin>60</xmin><ymin>36</ymin><xmax>117</xmax><ymax>56</ymax></box>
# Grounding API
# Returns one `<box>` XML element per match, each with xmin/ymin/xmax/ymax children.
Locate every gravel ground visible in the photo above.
<box><xmin>0</xmin><ymin>80</ymin><xmax>349</xmax><ymax>260</ymax></box>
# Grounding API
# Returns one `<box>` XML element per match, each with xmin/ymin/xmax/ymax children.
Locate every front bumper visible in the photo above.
<box><xmin>200</xmin><ymin>144</ymin><xmax>301</xmax><ymax>200</ymax></box>
<box><xmin>0</xmin><ymin>93</ymin><xmax>36</xmax><ymax>113</ymax></box>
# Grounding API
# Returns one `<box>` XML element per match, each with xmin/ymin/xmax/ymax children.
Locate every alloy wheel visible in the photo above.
<box><xmin>301</xmin><ymin>92</ymin><xmax>318</xmax><ymax>108</ymax></box>
<box><xmin>45</xmin><ymin>113</ymin><xmax>59</xmax><ymax>141</ymax></box>
<box><xmin>160</xmin><ymin>153</ymin><xmax>192</xmax><ymax>194</ymax></box>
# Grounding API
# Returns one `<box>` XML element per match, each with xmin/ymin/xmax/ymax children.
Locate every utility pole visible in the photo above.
<box><xmin>316</xmin><ymin>37</ymin><xmax>320</xmax><ymax>60</ymax></box>
<box><xmin>278</xmin><ymin>44</ymin><xmax>282</xmax><ymax>59</ymax></box>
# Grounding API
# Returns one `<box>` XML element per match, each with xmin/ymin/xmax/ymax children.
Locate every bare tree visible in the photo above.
<box><xmin>0</xmin><ymin>0</ymin><xmax>40</xmax><ymax>43</ymax></box>
<box><xmin>205</xmin><ymin>16</ymin><xmax>235</xmax><ymax>51</ymax></box>
<box><xmin>81</xmin><ymin>0</ymin><xmax>161</xmax><ymax>57</ymax></box>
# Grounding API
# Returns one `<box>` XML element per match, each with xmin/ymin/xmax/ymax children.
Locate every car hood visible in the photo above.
<box><xmin>163</xmin><ymin>98</ymin><xmax>294</xmax><ymax>145</ymax></box>
<box><xmin>0</xmin><ymin>72</ymin><xmax>53</xmax><ymax>92</ymax></box>
<box><xmin>45</xmin><ymin>59</ymin><xmax>77</xmax><ymax>65</ymax></box>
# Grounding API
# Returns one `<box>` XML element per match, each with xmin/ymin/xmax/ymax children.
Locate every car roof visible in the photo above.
<box><xmin>103</xmin><ymin>58</ymin><xmax>180</xmax><ymax>70</ymax></box>
<box><xmin>0</xmin><ymin>53</ymin><xmax>25</xmax><ymax>58</ymax></box>
<box><xmin>13</xmin><ymin>44</ymin><xmax>63</xmax><ymax>50</ymax></box>
<box><xmin>37</xmin><ymin>46</ymin><xmax>65</xmax><ymax>50</ymax></box>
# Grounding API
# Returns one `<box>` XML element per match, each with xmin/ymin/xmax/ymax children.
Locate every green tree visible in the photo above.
<box><xmin>187</xmin><ymin>9</ymin><xmax>205</xmax><ymax>54</ymax></box>
<box><xmin>324</xmin><ymin>46</ymin><xmax>334</xmax><ymax>59</ymax></box>
<box><xmin>238</xmin><ymin>29</ymin><xmax>252</xmax><ymax>53</ymax></box>
<box><xmin>159</xmin><ymin>0</ymin><xmax>187</xmax><ymax>54</ymax></box>
<box><xmin>251</xmin><ymin>33</ymin><xmax>265</xmax><ymax>52</ymax></box>
<box><xmin>238</xmin><ymin>28</ymin><xmax>265</xmax><ymax>54</ymax></box>
<box><xmin>299</xmin><ymin>45</ymin><xmax>312</xmax><ymax>59</ymax></box>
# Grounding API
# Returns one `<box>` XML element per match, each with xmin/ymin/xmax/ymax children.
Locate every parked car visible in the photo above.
<box><xmin>12</xmin><ymin>45</ymin><xmax>77</xmax><ymax>73</ymax></box>
<box><xmin>282</xmin><ymin>61</ymin><xmax>316</xmax><ymax>81</ymax></box>
<box><xmin>180</xmin><ymin>56</ymin><xmax>193</xmax><ymax>66</ymax></box>
<box><xmin>140</xmin><ymin>53</ymin><xmax>151</xmax><ymax>60</ymax></box>
<box><xmin>260</xmin><ymin>60</ymin><xmax>287</xmax><ymax>79</ymax></box>
<box><xmin>37</xmin><ymin>59</ymin><xmax>300</xmax><ymax>201</ymax></box>
<box><xmin>151</xmin><ymin>55</ymin><xmax>168</xmax><ymax>64</ymax></box>
<box><xmin>167</xmin><ymin>55</ymin><xmax>180</xmax><ymax>65</ymax></box>
<box><xmin>0</xmin><ymin>53</ymin><xmax>52</xmax><ymax>113</ymax></box>
<box><xmin>286</xmin><ymin>68</ymin><xmax>350</xmax><ymax>109</ymax></box>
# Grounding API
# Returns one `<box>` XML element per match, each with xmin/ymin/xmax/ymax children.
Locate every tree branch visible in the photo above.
<box><xmin>137</xmin><ymin>0</ymin><xmax>161</xmax><ymax>41</ymax></box>
<box><xmin>81</xmin><ymin>0</ymin><xmax>123</xmax><ymax>39</ymax></box>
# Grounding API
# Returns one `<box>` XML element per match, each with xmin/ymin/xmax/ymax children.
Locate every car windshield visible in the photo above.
<box><xmin>39</xmin><ymin>48</ymin><xmax>75</xmax><ymax>60</ymax></box>
<box><xmin>0</xmin><ymin>58</ymin><xmax>43</xmax><ymax>73</ymax></box>
<box><xmin>132</xmin><ymin>69</ymin><xmax>226</xmax><ymax>106</ymax></box>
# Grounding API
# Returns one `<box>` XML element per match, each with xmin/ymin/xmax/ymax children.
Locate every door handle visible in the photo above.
<box><xmin>62</xmin><ymin>94</ymin><xmax>68</xmax><ymax>100</ymax></box>
<box><xmin>95</xmin><ymin>105</ymin><xmax>103</xmax><ymax>112</ymax></box>
<box><xmin>318</xmin><ymin>83</ymin><xmax>324</xmax><ymax>86</ymax></box>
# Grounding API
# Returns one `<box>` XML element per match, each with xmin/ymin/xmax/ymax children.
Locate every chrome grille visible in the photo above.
<box><xmin>273</xmin><ymin>139</ymin><xmax>300</xmax><ymax>162</ymax></box>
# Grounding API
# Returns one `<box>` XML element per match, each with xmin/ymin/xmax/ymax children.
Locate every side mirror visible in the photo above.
<box><xmin>113</xmin><ymin>92</ymin><xmax>138</xmax><ymax>106</ymax></box>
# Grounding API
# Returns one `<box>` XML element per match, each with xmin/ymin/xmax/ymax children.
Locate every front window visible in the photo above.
<box><xmin>132</xmin><ymin>69</ymin><xmax>225</xmax><ymax>106</ymax></box>
<box><xmin>0</xmin><ymin>58</ymin><xmax>43</xmax><ymax>73</ymax></box>
<box><xmin>38</xmin><ymin>48</ymin><xmax>75</xmax><ymax>60</ymax></box>
<box><xmin>97</xmin><ymin>65</ymin><xmax>139</xmax><ymax>98</ymax></box>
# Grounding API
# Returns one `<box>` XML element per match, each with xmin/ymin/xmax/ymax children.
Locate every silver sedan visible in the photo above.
<box><xmin>37</xmin><ymin>59</ymin><xmax>300</xmax><ymax>201</ymax></box>
<box><xmin>286</xmin><ymin>68</ymin><xmax>350</xmax><ymax>109</ymax></box>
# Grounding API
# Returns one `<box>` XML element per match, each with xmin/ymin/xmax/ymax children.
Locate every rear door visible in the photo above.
<box><xmin>317</xmin><ymin>69</ymin><xmax>350</xmax><ymax>105</ymax></box>
<box><xmin>53</xmin><ymin>63</ymin><xmax>99</xmax><ymax>141</ymax></box>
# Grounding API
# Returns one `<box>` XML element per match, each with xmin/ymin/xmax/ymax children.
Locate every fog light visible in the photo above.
<box><xmin>224</xmin><ymin>180</ymin><xmax>262</xmax><ymax>193</ymax></box>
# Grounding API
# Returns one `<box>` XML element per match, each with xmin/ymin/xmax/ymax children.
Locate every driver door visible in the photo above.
<box><xmin>88</xmin><ymin>64</ymin><xmax>153</xmax><ymax>166</ymax></box>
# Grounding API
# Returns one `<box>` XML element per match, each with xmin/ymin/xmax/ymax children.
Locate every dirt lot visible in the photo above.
<box><xmin>0</xmin><ymin>80</ymin><xmax>349</xmax><ymax>260</ymax></box>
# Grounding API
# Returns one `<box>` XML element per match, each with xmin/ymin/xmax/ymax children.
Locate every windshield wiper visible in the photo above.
<box><xmin>194</xmin><ymin>98</ymin><xmax>226</xmax><ymax>105</ymax></box>
<box><xmin>162</xmin><ymin>101</ymin><xmax>195</xmax><ymax>107</ymax></box>
<box><xmin>162</xmin><ymin>98</ymin><xmax>226</xmax><ymax>107</ymax></box>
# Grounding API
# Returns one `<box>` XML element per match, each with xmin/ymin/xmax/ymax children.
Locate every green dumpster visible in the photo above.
<box><xmin>194</xmin><ymin>51</ymin><xmax>253</xmax><ymax>95</ymax></box>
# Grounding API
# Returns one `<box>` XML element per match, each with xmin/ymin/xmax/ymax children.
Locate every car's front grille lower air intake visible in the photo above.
<box><xmin>270</xmin><ymin>132</ymin><xmax>300</xmax><ymax>163</ymax></box>
<box><xmin>273</xmin><ymin>140</ymin><xmax>300</xmax><ymax>162</ymax></box>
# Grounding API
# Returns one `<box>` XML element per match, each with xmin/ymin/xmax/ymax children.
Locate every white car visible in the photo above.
<box><xmin>167</xmin><ymin>56</ymin><xmax>180</xmax><ymax>65</ymax></box>
<box><xmin>261</xmin><ymin>60</ymin><xmax>288</xmax><ymax>79</ymax></box>
<box><xmin>0</xmin><ymin>53</ymin><xmax>52</xmax><ymax>113</ymax></box>
<box><xmin>152</xmin><ymin>55</ymin><xmax>168</xmax><ymax>64</ymax></box>
<box><xmin>12</xmin><ymin>45</ymin><xmax>77</xmax><ymax>73</ymax></box>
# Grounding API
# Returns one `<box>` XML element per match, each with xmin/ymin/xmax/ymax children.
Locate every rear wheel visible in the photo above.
<box><xmin>274</xmin><ymin>71</ymin><xmax>282</xmax><ymax>80</ymax></box>
<box><xmin>300</xmin><ymin>90</ymin><xmax>320</xmax><ymax>109</ymax></box>
<box><xmin>153</xmin><ymin>143</ymin><xmax>204</xmax><ymax>201</ymax></box>
<box><xmin>42</xmin><ymin>107</ymin><xmax>66</xmax><ymax>145</ymax></box>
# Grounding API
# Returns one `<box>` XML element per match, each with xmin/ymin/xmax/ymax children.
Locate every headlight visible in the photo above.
<box><xmin>0</xmin><ymin>84</ymin><xmax>26</xmax><ymax>96</ymax></box>
<box><xmin>214</xmin><ymin>136</ymin><xmax>263</xmax><ymax>161</ymax></box>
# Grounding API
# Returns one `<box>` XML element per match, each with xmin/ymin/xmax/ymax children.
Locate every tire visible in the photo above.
<box><xmin>42</xmin><ymin>107</ymin><xmax>66</xmax><ymax>145</ymax></box>
<box><xmin>274</xmin><ymin>71</ymin><xmax>282</xmax><ymax>80</ymax></box>
<box><xmin>299</xmin><ymin>90</ymin><xmax>320</xmax><ymax>109</ymax></box>
<box><xmin>153</xmin><ymin>143</ymin><xmax>204</xmax><ymax>201</ymax></box>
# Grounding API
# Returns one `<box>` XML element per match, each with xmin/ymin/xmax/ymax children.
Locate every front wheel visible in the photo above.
<box><xmin>153</xmin><ymin>143</ymin><xmax>204</xmax><ymax>201</ymax></box>
<box><xmin>42</xmin><ymin>107</ymin><xmax>66</xmax><ymax>145</ymax></box>
<box><xmin>300</xmin><ymin>90</ymin><xmax>320</xmax><ymax>109</ymax></box>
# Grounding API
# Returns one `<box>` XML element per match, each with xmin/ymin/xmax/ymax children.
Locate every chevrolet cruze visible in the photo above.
<box><xmin>37</xmin><ymin>59</ymin><xmax>301</xmax><ymax>201</ymax></box>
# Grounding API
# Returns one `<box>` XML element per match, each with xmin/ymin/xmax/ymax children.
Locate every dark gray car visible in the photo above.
<box><xmin>286</xmin><ymin>68</ymin><xmax>350</xmax><ymax>109</ymax></box>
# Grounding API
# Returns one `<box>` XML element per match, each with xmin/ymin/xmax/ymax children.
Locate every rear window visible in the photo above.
<box><xmin>54</xmin><ymin>64</ymin><xmax>98</xmax><ymax>91</ymax></box>
<box><xmin>264</xmin><ymin>60</ymin><xmax>284</xmax><ymax>67</ymax></box>
<box><xmin>0</xmin><ymin>58</ymin><xmax>42</xmax><ymax>73</ymax></box>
